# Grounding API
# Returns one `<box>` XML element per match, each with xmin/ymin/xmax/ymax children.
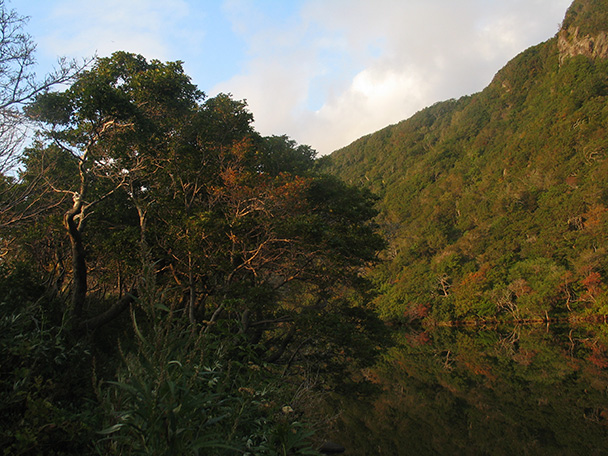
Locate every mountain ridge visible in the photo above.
<box><xmin>323</xmin><ymin>0</ymin><xmax>608</xmax><ymax>322</ymax></box>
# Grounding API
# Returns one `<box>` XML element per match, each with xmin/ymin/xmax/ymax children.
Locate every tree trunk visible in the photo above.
<box><xmin>65</xmin><ymin>195</ymin><xmax>87</xmax><ymax>326</ymax></box>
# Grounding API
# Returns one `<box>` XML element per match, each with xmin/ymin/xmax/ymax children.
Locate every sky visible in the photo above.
<box><xmin>12</xmin><ymin>0</ymin><xmax>572</xmax><ymax>156</ymax></box>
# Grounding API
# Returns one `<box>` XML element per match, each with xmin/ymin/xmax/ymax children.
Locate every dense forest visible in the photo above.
<box><xmin>324</xmin><ymin>0</ymin><xmax>608</xmax><ymax>325</ymax></box>
<box><xmin>0</xmin><ymin>3</ymin><xmax>387</xmax><ymax>454</ymax></box>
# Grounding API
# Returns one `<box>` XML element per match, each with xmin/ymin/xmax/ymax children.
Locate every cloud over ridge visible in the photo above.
<box><xmin>19</xmin><ymin>0</ymin><xmax>572</xmax><ymax>154</ymax></box>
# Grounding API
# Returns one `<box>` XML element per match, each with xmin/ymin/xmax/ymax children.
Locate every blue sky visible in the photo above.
<box><xmin>12</xmin><ymin>0</ymin><xmax>572</xmax><ymax>155</ymax></box>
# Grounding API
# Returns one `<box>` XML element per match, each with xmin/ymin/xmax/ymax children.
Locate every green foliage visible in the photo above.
<box><xmin>561</xmin><ymin>0</ymin><xmax>608</xmax><ymax>35</ymax></box>
<box><xmin>0</xmin><ymin>261</ymin><xmax>324</xmax><ymax>455</ymax></box>
<box><xmin>97</xmin><ymin>310</ymin><xmax>320</xmax><ymax>455</ymax></box>
<box><xmin>0</xmin><ymin>263</ymin><xmax>97</xmax><ymax>454</ymax></box>
<box><xmin>325</xmin><ymin>4</ymin><xmax>608</xmax><ymax>323</ymax></box>
<box><xmin>5</xmin><ymin>46</ymin><xmax>386</xmax><ymax>454</ymax></box>
<box><xmin>258</xmin><ymin>135</ymin><xmax>316</xmax><ymax>176</ymax></box>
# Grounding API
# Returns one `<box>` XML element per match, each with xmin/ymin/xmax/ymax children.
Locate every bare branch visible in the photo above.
<box><xmin>0</xmin><ymin>1</ymin><xmax>91</xmax><ymax>226</ymax></box>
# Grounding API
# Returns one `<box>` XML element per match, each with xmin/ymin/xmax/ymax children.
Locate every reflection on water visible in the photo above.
<box><xmin>328</xmin><ymin>324</ymin><xmax>608</xmax><ymax>455</ymax></box>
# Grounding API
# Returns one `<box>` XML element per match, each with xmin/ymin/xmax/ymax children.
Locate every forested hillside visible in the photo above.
<box><xmin>324</xmin><ymin>0</ymin><xmax>608</xmax><ymax>323</ymax></box>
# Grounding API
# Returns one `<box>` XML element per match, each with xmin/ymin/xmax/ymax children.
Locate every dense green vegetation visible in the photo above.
<box><xmin>0</xmin><ymin>4</ymin><xmax>386</xmax><ymax>453</ymax></box>
<box><xmin>324</xmin><ymin>0</ymin><xmax>608</xmax><ymax>325</ymax></box>
<box><xmin>561</xmin><ymin>0</ymin><xmax>608</xmax><ymax>35</ymax></box>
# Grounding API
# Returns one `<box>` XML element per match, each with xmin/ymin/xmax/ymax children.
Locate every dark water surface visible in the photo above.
<box><xmin>328</xmin><ymin>324</ymin><xmax>608</xmax><ymax>455</ymax></box>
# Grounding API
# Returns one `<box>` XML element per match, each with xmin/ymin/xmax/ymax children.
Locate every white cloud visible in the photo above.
<box><xmin>214</xmin><ymin>0</ymin><xmax>571</xmax><ymax>155</ymax></box>
<box><xmin>24</xmin><ymin>0</ymin><xmax>573</xmax><ymax>156</ymax></box>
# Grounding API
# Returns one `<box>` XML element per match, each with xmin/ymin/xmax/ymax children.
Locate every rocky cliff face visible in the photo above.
<box><xmin>558</xmin><ymin>0</ymin><xmax>608</xmax><ymax>63</ymax></box>
<box><xmin>558</xmin><ymin>26</ymin><xmax>608</xmax><ymax>63</ymax></box>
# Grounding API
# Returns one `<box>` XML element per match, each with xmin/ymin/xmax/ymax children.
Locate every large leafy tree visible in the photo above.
<box><xmin>142</xmin><ymin>98</ymin><xmax>386</xmax><ymax>363</ymax></box>
<box><xmin>26</xmin><ymin>52</ymin><xmax>386</xmax><ymax>374</ymax></box>
<box><xmin>27</xmin><ymin>52</ymin><xmax>202</xmax><ymax>331</ymax></box>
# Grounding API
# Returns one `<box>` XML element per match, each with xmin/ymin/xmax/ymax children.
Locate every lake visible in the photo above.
<box><xmin>325</xmin><ymin>323</ymin><xmax>608</xmax><ymax>455</ymax></box>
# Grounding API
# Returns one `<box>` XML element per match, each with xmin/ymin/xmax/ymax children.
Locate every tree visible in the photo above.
<box><xmin>257</xmin><ymin>134</ymin><xmax>316</xmax><ymax>176</ymax></box>
<box><xmin>27</xmin><ymin>52</ymin><xmax>202</xmax><ymax>332</ymax></box>
<box><xmin>26</xmin><ymin>52</ymin><xmax>386</xmax><ymax>378</ymax></box>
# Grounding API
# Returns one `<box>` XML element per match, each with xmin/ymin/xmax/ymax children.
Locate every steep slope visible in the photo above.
<box><xmin>324</xmin><ymin>0</ymin><xmax>608</xmax><ymax>322</ymax></box>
